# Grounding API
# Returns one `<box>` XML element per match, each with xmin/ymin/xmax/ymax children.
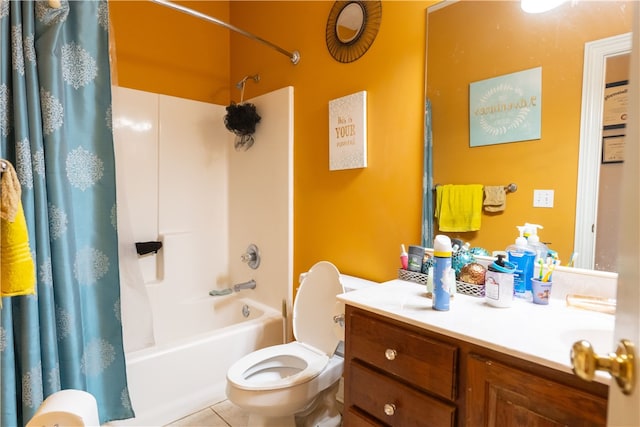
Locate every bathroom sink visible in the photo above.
<box><xmin>558</xmin><ymin>328</ymin><xmax>614</xmax><ymax>354</ymax></box>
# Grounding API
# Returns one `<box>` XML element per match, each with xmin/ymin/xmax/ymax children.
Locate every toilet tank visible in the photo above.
<box><xmin>339</xmin><ymin>274</ymin><xmax>378</xmax><ymax>293</ymax></box>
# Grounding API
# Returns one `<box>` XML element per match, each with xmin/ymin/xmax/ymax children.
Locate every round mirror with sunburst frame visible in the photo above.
<box><xmin>326</xmin><ymin>1</ymin><xmax>382</xmax><ymax>63</ymax></box>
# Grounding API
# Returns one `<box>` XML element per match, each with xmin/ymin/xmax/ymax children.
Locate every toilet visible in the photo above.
<box><xmin>226</xmin><ymin>261</ymin><xmax>361</xmax><ymax>427</ymax></box>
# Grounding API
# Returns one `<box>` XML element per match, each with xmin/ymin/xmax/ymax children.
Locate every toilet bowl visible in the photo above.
<box><xmin>225</xmin><ymin>260</ymin><xmax>347</xmax><ymax>427</ymax></box>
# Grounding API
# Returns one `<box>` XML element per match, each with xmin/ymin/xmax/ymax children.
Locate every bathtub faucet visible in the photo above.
<box><xmin>233</xmin><ymin>279</ymin><xmax>257</xmax><ymax>292</ymax></box>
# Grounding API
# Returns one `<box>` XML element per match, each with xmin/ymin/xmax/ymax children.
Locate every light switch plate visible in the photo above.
<box><xmin>533</xmin><ymin>189</ymin><xmax>554</xmax><ymax>208</ymax></box>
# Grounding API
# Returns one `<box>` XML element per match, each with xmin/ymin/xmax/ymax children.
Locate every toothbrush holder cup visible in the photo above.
<box><xmin>531</xmin><ymin>278</ymin><xmax>552</xmax><ymax>305</ymax></box>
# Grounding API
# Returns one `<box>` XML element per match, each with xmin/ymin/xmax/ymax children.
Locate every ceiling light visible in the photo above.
<box><xmin>521</xmin><ymin>0</ymin><xmax>567</xmax><ymax>13</ymax></box>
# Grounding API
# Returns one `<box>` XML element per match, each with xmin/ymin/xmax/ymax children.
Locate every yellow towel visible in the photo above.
<box><xmin>435</xmin><ymin>184</ymin><xmax>483</xmax><ymax>232</ymax></box>
<box><xmin>483</xmin><ymin>185</ymin><xmax>507</xmax><ymax>212</ymax></box>
<box><xmin>1</xmin><ymin>160</ymin><xmax>36</xmax><ymax>298</ymax></box>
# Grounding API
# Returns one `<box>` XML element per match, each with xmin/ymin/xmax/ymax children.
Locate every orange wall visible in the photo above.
<box><xmin>108</xmin><ymin>0</ymin><xmax>633</xmax><ymax>283</ymax></box>
<box><xmin>427</xmin><ymin>1</ymin><xmax>632</xmax><ymax>261</ymax></box>
<box><xmin>110</xmin><ymin>0</ymin><xmax>435</xmax><ymax>284</ymax></box>
<box><xmin>109</xmin><ymin>0</ymin><xmax>231</xmax><ymax>105</ymax></box>
<box><xmin>228</xmin><ymin>1</ymin><xmax>434</xmax><ymax>283</ymax></box>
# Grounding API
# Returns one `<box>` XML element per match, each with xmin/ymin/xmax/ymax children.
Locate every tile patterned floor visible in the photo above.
<box><xmin>164</xmin><ymin>398</ymin><xmax>344</xmax><ymax>427</ymax></box>
<box><xmin>165</xmin><ymin>400</ymin><xmax>249</xmax><ymax>427</ymax></box>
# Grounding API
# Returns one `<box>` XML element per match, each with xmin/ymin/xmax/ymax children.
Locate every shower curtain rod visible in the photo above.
<box><xmin>150</xmin><ymin>0</ymin><xmax>301</xmax><ymax>65</ymax></box>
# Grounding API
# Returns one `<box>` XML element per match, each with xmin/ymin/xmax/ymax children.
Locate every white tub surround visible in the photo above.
<box><xmin>337</xmin><ymin>279</ymin><xmax>614</xmax><ymax>384</ymax></box>
<box><xmin>111</xmin><ymin>85</ymin><xmax>294</xmax><ymax>426</ymax></box>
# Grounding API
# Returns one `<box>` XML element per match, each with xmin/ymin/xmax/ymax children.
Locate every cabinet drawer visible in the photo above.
<box><xmin>349</xmin><ymin>362</ymin><xmax>456</xmax><ymax>427</ymax></box>
<box><xmin>349</xmin><ymin>310</ymin><xmax>458</xmax><ymax>400</ymax></box>
<box><xmin>345</xmin><ymin>407</ymin><xmax>386</xmax><ymax>426</ymax></box>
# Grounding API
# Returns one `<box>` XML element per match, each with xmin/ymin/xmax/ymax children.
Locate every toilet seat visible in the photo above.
<box><xmin>227</xmin><ymin>261</ymin><xmax>344</xmax><ymax>392</ymax></box>
<box><xmin>227</xmin><ymin>342</ymin><xmax>328</xmax><ymax>391</ymax></box>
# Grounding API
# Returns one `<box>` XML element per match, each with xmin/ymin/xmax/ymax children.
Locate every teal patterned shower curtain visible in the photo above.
<box><xmin>422</xmin><ymin>98</ymin><xmax>434</xmax><ymax>248</ymax></box>
<box><xmin>0</xmin><ymin>1</ymin><xmax>133</xmax><ymax>424</ymax></box>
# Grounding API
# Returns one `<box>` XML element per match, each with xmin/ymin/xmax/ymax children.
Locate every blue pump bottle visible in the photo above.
<box><xmin>506</xmin><ymin>226</ymin><xmax>536</xmax><ymax>298</ymax></box>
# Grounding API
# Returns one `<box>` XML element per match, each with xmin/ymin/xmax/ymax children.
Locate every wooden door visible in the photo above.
<box><xmin>606</xmin><ymin>2</ymin><xmax>640</xmax><ymax>425</ymax></box>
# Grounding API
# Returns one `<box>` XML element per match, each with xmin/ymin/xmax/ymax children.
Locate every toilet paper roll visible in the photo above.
<box><xmin>26</xmin><ymin>389</ymin><xmax>100</xmax><ymax>427</ymax></box>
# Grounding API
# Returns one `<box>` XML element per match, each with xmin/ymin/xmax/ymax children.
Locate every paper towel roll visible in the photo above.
<box><xmin>26</xmin><ymin>389</ymin><xmax>99</xmax><ymax>427</ymax></box>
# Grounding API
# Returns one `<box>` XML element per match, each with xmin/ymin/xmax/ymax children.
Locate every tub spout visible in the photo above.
<box><xmin>233</xmin><ymin>279</ymin><xmax>257</xmax><ymax>292</ymax></box>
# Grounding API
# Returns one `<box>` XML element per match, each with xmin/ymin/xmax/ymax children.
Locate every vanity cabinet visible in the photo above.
<box><xmin>466</xmin><ymin>354</ymin><xmax>608</xmax><ymax>426</ymax></box>
<box><xmin>343</xmin><ymin>305</ymin><xmax>608</xmax><ymax>427</ymax></box>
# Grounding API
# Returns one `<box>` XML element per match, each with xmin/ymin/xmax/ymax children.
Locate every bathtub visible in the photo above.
<box><xmin>109</xmin><ymin>295</ymin><xmax>283</xmax><ymax>426</ymax></box>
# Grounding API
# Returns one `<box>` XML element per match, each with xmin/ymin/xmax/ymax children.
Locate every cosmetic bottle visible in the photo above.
<box><xmin>433</xmin><ymin>235</ymin><xmax>452</xmax><ymax>311</ymax></box>
<box><xmin>400</xmin><ymin>244</ymin><xmax>408</xmax><ymax>270</ymax></box>
<box><xmin>407</xmin><ymin>245</ymin><xmax>425</xmax><ymax>272</ymax></box>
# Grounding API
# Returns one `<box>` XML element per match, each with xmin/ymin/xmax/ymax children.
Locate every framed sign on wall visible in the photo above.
<box><xmin>328</xmin><ymin>91</ymin><xmax>367</xmax><ymax>171</ymax></box>
<box><xmin>469</xmin><ymin>67</ymin><xmax>542</xmax><ymax>147</ymax></box>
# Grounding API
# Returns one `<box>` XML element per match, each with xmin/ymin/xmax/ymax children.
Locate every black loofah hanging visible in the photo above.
<box><xmin>224</xmin><ymin>102</ymin><xmax>261</xmax><ymax>136</ymax></box>
<box><xmin>224</xmin><ymin>102</ymin><xmax>262</xmax><ymax>151</ymax></box>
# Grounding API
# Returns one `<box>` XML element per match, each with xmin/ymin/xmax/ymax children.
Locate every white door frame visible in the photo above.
<box><xmin>574</xmin><ymin>32</ymin><xmax>632</xmax><ymax>270</ymax></box>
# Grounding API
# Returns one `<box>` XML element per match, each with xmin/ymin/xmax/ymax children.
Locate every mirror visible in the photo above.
<box><xmin>575</xmin><ymin>34</ymin><xmax>630</xmax><ymax>271</ymax></box>
<box><xmin>325</xmin><ymin>0</ymin><xmax>382</xmax><ymax>63</ymax></box>
<box><xmin>426</xmin><ymin>1</ymin><xmax>632</xmax><ymax>272</ymax></box>
<box><xmin>336</xmin><ymin>3</ymin><xmax>364</xmax><ymax>43</ymax></box>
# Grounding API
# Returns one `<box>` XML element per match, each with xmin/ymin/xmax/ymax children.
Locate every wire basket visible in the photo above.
<box><xmin>456</xmin><ymin>281</ymin><xmax>485</xmax><ymax>298</ymax></box>
<box><xmin>399</xmin><ymin>270</ymin><xmax>484</xmax><ymax>298</ymax></box>
<box><xmin>398</xmin><ymin>269</ymin><xmax>428</xmax><ymax>286</ymax></box>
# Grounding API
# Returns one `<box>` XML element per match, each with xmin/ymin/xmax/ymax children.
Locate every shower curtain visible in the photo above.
<box><xmin>422</xmin><ymin>98</ymin><xmax>434</xmax><ymax>248</ymax></box>
<box><xmin>0</xmin><ymin>1</ymin><xmax>133</xmax><ymax>425</ymax></box>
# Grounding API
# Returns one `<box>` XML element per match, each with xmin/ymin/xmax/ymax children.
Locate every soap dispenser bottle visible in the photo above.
<box><xmin>524</xmin><ymin>223</ymin><xmax>548</xmax><ymax>261</ymax></box>
<box><xmin>506</xmin><ymin>226</ymin><xmax>536</xmax><ymax>298</ymax></box>
<box><xmin>485</xmin><ymin>254</ymin><xmax>516</xmax><ymax>308</ymax></box>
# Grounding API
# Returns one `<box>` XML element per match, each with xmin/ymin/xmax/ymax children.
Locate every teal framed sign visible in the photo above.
<box><xmin>469</xmin><ymin>67</ymin><xmax>542</xmax><ymax>147</ymax></box>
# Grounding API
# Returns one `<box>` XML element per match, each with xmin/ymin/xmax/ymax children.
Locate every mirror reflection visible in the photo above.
<box><xmin>426</xmin><ymin>0</ymin><xmax>632</xmax><ymax>272</ymax></box>
<box><xmin>336</xmin><ymin>3</ymin><xmax>365</xmax><ymax>43</ymax></box>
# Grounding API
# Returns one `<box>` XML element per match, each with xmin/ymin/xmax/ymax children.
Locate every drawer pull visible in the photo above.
<box><xmin>385</xmin><ymin>348</ymin><xmax>397</xmax><ymax>360</ymax></box>
<box><xmin>384</xmin><ymin>403</ymin><xmax>396</xmax><ymax>416</ymax></box>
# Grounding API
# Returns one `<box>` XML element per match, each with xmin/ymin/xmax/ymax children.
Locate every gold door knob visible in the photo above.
<box><xmin>571</xmin><ymin>339</ymin><xmax>635</xmax><ymax>395</ymax></box>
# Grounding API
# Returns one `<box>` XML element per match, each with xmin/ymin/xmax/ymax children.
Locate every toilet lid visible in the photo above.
<box><xmin>293</xmin><ymin>261</ymin><xmax>344</xmax><ymax>356</ymax></box>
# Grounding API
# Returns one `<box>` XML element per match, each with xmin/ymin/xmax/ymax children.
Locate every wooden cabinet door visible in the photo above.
<box><xmin>466</xmin><ymin>354</ymin><xmax>607</xmax><ymax>427</ymax></box>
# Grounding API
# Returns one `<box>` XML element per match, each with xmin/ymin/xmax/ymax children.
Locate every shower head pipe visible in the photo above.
<box><xmin>150</xmin><ymin>0</ymin><xmax>300</xmax><ymax>65</ymax></box>
<box><xmin>236</xmin><ymin>74</ymin><xmax>260</xmax><ymax>90</ymax></box>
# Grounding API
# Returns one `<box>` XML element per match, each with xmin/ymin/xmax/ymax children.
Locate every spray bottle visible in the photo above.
<box><xmin>433</xmin><ymin>235</ymin><xmax>453</xmax><ymax>311</ymax></box>
<box><xmin>506</xmin><ymin>226</ymin><xmax>536</xmax><ymax>298</ymax></box>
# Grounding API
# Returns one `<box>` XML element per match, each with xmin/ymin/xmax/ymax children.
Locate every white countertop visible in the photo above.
<box><xmin>337</xmin><ymin>279</ymin><xmax>615</xmax><ymax>385</ymax></box>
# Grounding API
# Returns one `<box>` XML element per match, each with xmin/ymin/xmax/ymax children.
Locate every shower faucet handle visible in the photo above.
<box><xmin>241</xmin><ymin>244</ymin><xmax>260</xmax><ymax>269</ymax></box>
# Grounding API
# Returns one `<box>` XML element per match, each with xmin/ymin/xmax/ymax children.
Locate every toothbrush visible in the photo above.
<box><xmin>538</xmin><ymin>258</ymin><xmax>544</xmax><ymax>280</ymax></box>
<box><xmin>543</xmin><ymin>260</ymin><xmax>556</xmax><ymax>282</ymax></box>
